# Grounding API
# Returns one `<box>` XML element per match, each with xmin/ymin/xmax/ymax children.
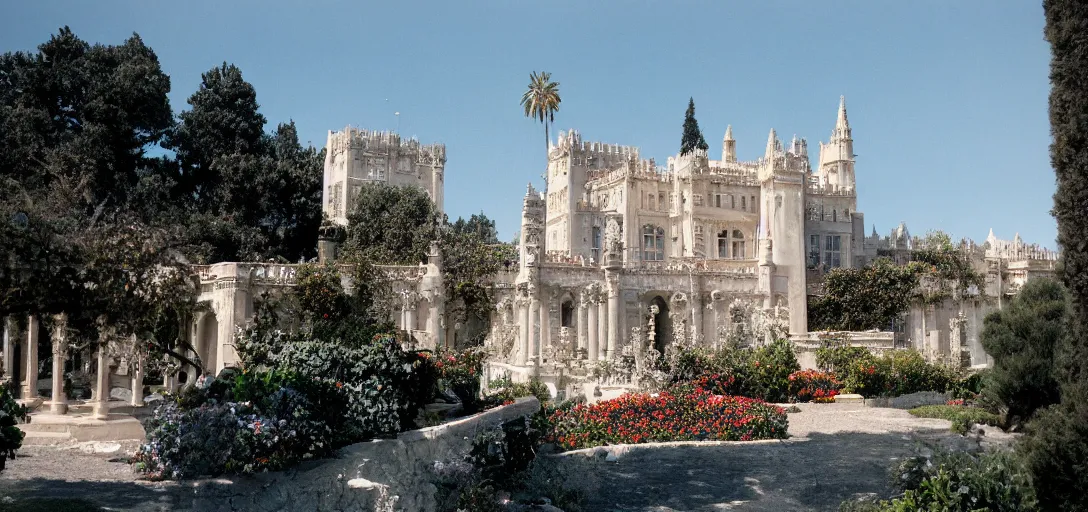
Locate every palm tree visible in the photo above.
<box><xmin>520</xmin><ymin>71</ymin><xmax>561</xmax><ymax>156</ymax></box>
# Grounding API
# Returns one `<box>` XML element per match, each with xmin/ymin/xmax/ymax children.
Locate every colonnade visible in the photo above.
<box><xmin>514</xmin><ymin>282</ymin><xmax>621</xmax><ymax>364</ymax></box>
<box><xmin>2</xmin><ymin>314</ymin><xmax>156</xmax><ymax>420</ymax></box>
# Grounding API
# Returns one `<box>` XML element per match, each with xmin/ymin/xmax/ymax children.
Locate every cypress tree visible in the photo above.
<box><xmin>1019</xmin><ymin>2</ymin><xmax>1088</xmax><ymax>509</ymax></box>
<box><xmin>680</xmin><ymin>97</ymin><xmax>709</xmax><ymax>156</ymax></box>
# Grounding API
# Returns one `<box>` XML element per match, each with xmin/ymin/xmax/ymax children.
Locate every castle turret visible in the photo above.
<box><xmin>817</xmin><ymin>96</ymin><xmax>856</xmax><ymax>191</ymax></box>
<box><xmin>722</xmin><ymin>125</ymin><xmax>737</xmax><ymax>163</ymax></box>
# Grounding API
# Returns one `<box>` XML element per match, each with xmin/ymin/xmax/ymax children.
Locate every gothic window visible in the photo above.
<box><xmin>561</xmin><ymin>300</ymin><xmax>574</xmax><ymax>328</ymax></box>
<box><xmin>658</xmin><ymin>193</ymin><xmax>665</xmax><ymax>211</ymax></box>
<box><xmin>648</xmin><ymin>193</ymin><xmax>656</xmax><ymax>210</ymax></box>
<box><xmin>643</xmin><ymin>225</ymin><xmax>665</xmax><ymax>261</ymax></box>
<box><xmin>732</xmin><ymin>229</ymin><xmax>746</xmax><ymax>259</ymax></box>
<box><xmin>591</xmin><ymin>226</ymin><xmax>601</xmax><ymax>262</ymax></box>
<box><xmin>832</xmin><ymin>210</ymin><xmax>837</xmax><ymax>222</ymax></box>
<box><xmin>717</xmin><ymin>230</ymin><xmax>730</xmax><ymax>259</ymax></box>
<box><xmin>809</xmin><ymin>234</ymin><xmax>821</xmax><ymax>268</ymax></box>
<box><xmin>715</xmin><ymin>194</ymin><xmax>722</xmax><ymax>208</ymax></box>
<box><xmin>741</xmin><ymin>196</ymin><xmax>747</xmax><ymax>211</ymax></box>
<box><xmin>844</xmin><ymin>208</ymin><xmax>850</xmax><ymax>219</ymax></box>
<box><xmin>825</xmin><ymin>235</ymin><xmax>842</xmax><ymax>268</ymax></box>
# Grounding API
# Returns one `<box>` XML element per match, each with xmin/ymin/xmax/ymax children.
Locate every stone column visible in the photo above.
<box><xmin>92</xmin><ymin>339</ymin><xmax>110</xmax><ymax>420</ymax></box>
<box><xmin>48</xmin><ymin>314</ymin><xmax>68</xmax><ymax>415</ymax></box>
<box><xmin>540</xmin><ymin>295</ymin><xmax>551</xmax><ymax>355</ymax></box>
<box><xmin>516</xmin><ymin>296</ymin><xmax>530</xmax><ymax>366</ymax></box>
<box><xmin>528</xmin><ymin>296</ymin><xmax>540</xmax><ymax>364</ymax></box>
<box><xmin>691</xmin><ymin>293</ymin><xmax>704</xmax><ymax>345</ymax></box>
<box><xmin>606</xmin><ymin>287</ymin><xmax>620</xmax><ymax>360</ymax></box>
<box><xmin>2</xmin><ymin>317</ymin><xmax>15</xmax><ymax>381</ymax></box>
<box><xmin>23</xmin><ymin>315</ymin><xmax>38</xmax><ymax>400</ymax></box>
<box><xmin>597</xmin><ymin>300</ymin><xmax>607</xmax><ymax>361</ymax></box>
<box><xmin>587</xmin><ymin>298</ymin><xmax>599</xmax><ymax>361</ymax></box>
<box><xmin>405</xmin><ymin>293</ymin><xmax>417</xmax><ymax>332</ymax></box>
<box><xmin>131</xmin><ymin>350</ymin><xmax>145</xmax><ymax>407</ymax></box>
<box><xmin>577</xmin><ymin>297</ymin><xmax>589</xmax><ymax>353</ymax></box>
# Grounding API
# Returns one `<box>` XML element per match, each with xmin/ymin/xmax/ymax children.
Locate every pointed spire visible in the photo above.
<box><xmin>724</xmin><ymin>125</ymin><xmax>733</xmax><ymax>141</ymax></box>
<box><xmin>765</xmin><ymin>128</ymin><xmax>777</xmax><ymax>158</ymax></box>
<box><xmin>836</xmin><ymin>95</ymin><xmax>849</xmax><ymax>130</ymax></box>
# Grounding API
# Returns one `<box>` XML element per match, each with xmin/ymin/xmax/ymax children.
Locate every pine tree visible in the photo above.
<box><xmin>680</xmin><ymin>97</ymin><xmax>709</xmax><ymax>156</ymax></box>
<box><xmin>1020</xmin><ymin>3</ymin><xmax>1088</xmax><ymax>509</ymax></box>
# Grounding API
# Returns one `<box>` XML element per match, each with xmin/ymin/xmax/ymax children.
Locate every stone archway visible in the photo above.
<box><xmin>649</xmin><ymin>296</ymin><xmax>672</xmax><ymax>354</ymax></box>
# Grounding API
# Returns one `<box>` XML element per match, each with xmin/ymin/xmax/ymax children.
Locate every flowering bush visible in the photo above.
<box><xmin>546</xmin><ymin>389</ymin><xmax>788</xmax><ymax>450</ymax></box>
<box><xmin>436</xmin><ymin>347</ymin><xmax>488</xmax><ymax>413</ymax></box>
<box><xmin>788</xmin><ymin>369</ymin><xmax>841</xmax><ymax>403</ymax></box>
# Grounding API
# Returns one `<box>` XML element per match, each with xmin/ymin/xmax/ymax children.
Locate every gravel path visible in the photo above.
<box><xmin>551</xmin><ymin>403</ymin><xmax>1014</xmax><ymax>512</ymax></box>
<box><xmin>0</xmin><ymin>403</ymin><xmax>1011</xmax><ymax>511</ymax></box>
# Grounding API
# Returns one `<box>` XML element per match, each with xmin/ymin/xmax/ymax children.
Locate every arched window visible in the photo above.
<box><xmin>643</xmin><ymin>225</ymin><xmax>665</xmax><ymax>261</ymax></box>
<box><xmin>832</xmin><ymin>210</ymin><xmax>837</xmax><ymax>222</ymax></box>
<box><xmin>561</xmin><ymin>300</ymin><xmax>574</xmax><ymax>328</ymax></box>
<box><xmin>731</xmin><ymin>229</ymin><xmax>746</xmax><ymax>259</ymax></box>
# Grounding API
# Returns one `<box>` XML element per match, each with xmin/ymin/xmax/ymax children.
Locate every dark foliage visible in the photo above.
<box><xmin>679</xmin><ymin>97</ymin><xmax>709</xmax><ymax>156</ymax></box>
<box><xmin>980</xmin><ymin>278</ymin><xmax>1067</xmax><ymax>426</ymax></box>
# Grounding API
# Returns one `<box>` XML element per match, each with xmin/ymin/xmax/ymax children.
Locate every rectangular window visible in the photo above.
<box><xmin>751</xmin><ymin>196</ymin><xmax>757</xmax><ymax>212</ymax></box>
<box><xmin>809</xmin><ymin>234</ymin><xmax>821</xmax><ymax>267</ymax></box>
<box><xmin>741</xmin><ymin>196</ymin><xmax>747</xmax><ymax>210</ymax></box>
<box><xmin>648</xmin><ymin>194</ymin><xmax>656</xmax><ymax>210</ymax></box>
<box><xmin>730</xmin><ymin>195</ymin><xmax>736</xmax><ymax>209</ymax></box>
<box><xmin>693</xmin><ymin>194</ymin><xmax>704</xmax><ymax>207</ymax></box>
<box><xmin>591</xmin><ymin>226</ymin><xmax>601</xmax><ymax>262</ymax></box>
<box><xmin>659</xmin><ymin>193</ymin><xmax>665</xmax><ymax>211</ymax></box>
<box><xmin>732</xmin><ymin>240</ymin><xmax>746</xmax><ymax>260</ymax></box>
<box><xmin>824</xmin><ymin>235</ymin><xmax>842</xmax><ymax>268</ymax></box>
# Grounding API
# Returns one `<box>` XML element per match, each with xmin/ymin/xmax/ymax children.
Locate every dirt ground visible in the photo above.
<box><xmin>0</xmin><ymin>403</ymin><xmax>1012</xmax><ymax>511</ymax></box>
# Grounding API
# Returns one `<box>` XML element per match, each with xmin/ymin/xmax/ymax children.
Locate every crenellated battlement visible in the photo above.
<box><xmin>328</xmin><ymin>126</ymin><xmax>446</xmax><ymax>164</ymax></box>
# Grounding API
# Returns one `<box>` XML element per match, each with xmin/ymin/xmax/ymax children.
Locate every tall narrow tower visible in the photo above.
<box><xmin>722</xmin><ymin>125</ymin><xmax>737</xmax><ymax>163</ymax></box>
<box><xmin>817</xmin><ymin>96</ymin><xmax>855</xmax><ymax>191</ymax></box>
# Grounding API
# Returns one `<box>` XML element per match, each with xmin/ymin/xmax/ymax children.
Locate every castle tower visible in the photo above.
<box><xmin>816</xmin><ymin>96</ymin><xmax>856</xmax><ymax>191</ymax></box>
<box><xmin>722</xmin><ymin>125</ymin><xmax>737</xmax><ymax>163</ymax></box>
<box><xmin>322</xmin><ymin>126</ymin><xmax>446</xmax><ymax>226</ymax></box>
<box><xmin>760</xmin><ymin>127</ymin><xmax>809</xmax><ymax>335</ymax></box>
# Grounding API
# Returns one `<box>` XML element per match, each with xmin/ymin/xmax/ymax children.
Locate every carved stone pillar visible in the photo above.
<box><xmin>597</xmin><ymin>299</ymin><xmax>607</xmax><ymax>361</ymax></box>
<box><xmin>131</xmin><ymin>348</ymin><xmax>145</xmax><ymax>407</ymax></box>
<box><xmin>516</xmin><ymin>293</ymin><xmax>530</xmax><ymax>366</ymax></box>
<box><xmin>2</xmin><ymin>317</ymin><xmax>15</xmax><ymax>381</ymax></box>
<box><xmin>691</xmin><ymin>292</ymin><xmax>704</xmax><ymax>344</ymax></box>
<box><xmin>48</xmin><ymin>314</ymin><xmax>68</xmax><ymax>415</ymax></box>
<box><xmin>577</xmin><ymin>294</ymin><xmax>589</xmax><ymax>353</ymax></box>
<box><xmin>23</xmin><ymin>315</ymin><xmax>38</xmax><ymax>400</ymax></box>
<box><xmin>540</xmin><ymin>292</ymin><xmax>553</xmax><ymax>353</ymax></box>
<box><xmin>528</xmin><ymin>296</ymin><xmax>540</xmax><ymax>364</ymax></box>
<box><xmin>586</xmin><ymin>295</ymin><xmax>599</xmax><ymax>361</ymax></box>
<box><xmin>606</xmin><ymin>284</ymin><xmax>620</xmax><ymax>360</ymax></box>
<box><xmin>92</xmin><ymin>336</ymin><xmax>110</xmax><ymax>420</ymax></box>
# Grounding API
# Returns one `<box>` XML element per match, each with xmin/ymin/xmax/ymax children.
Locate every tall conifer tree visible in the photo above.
<box><xmin>680</xmin><ymin>97</ymin><xmax>709</xmax><ymax>155</ymax></box>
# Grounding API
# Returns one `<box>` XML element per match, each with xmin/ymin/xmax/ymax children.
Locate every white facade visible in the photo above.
<box><xmin>323</xmin><ymin>126</ymin><xmax>446</xmax><ymax>225</ymax></box>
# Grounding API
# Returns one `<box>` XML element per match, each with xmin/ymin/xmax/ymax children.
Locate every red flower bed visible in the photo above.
<box><xmin>788</xmin><ymin>369</ymin><xmax>842</xmax><ymax>403</ymax></box>
<box><xmin>546</xmin><ymin>389</ymin><xmax>788</xmax><ymax>450</ymax></box>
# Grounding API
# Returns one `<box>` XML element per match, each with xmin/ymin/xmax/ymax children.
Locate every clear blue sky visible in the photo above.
<box><xmin>2</xmin><ymin>1</ymin><xmax>1055</xmax><ymax>248</ymax></box>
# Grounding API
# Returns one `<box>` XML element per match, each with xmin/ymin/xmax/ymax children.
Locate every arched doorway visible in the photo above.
<box><xmin>649</xmin><ymin>296</ymin><xmax>672</xmax><ymax>354</ymax></box>
<box><xmin>196</xmin><ymin>311</ymin><xmax>219</xmax><ymax>376</ymax></box>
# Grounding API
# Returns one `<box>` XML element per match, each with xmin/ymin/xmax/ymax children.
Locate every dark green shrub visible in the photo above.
<box><xmin>839</xmin><ymin>349</ymin><xmax>956</xmax><ymax>397</ymax></box>
<box><xmin>747</xmin><ymin>339</ymin><xmax>800</xmax><ymax>403</ymax></box>
<box><xmin>0</xmin><ymin>384</ymin><xmax>29</xmax><ymax>473</ymax></box>
<box><xmin>979</xmin><ymin>278</ymin><xmax>1067</xmax><ymax>426</ymax></box>
<box><xmin>1019</xmin><ymin>397</ymin><xmax>1088</xmax><ymax>511</ymax></box>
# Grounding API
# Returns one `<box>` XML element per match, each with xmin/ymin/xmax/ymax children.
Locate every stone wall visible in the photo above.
<box><xmin>183</xmin><ymin>397</ymin><xmax>540</xmax><ymax>512</ymax></box>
